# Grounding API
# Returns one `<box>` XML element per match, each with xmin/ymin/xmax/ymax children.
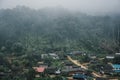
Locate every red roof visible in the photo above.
<box><xmin>36</xmin><ymin>67</ymin><xmax>45</xmax><ymax>72</ymax></box>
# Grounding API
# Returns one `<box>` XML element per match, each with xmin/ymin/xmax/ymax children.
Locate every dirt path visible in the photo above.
<box><xmin>67</xmin><ymin>56</ymin><xmax>102</xmax><ymax>78</ymax></box>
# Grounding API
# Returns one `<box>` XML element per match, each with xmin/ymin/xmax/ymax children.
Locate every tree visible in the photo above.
<box><xmin>113</xmin><ymin>56</ymin><xmax>120</xmax><ymax>64</ymax></box>
<box><xmin>11</xmin><ymin>42</ymin><xmax>24</xmax><ymax>53</ymax></box>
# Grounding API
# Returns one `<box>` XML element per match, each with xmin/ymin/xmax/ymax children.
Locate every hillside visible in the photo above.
<box><xmin>0</xmin><ymin>6</ymin><xmax>120</xmax><ymax>54</ymax></box>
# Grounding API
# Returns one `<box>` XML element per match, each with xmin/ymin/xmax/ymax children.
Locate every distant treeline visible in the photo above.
<box><xmin>0</xmin><ymin>6</ymin><xmax>120</xmax><ymax>54</ymax></box>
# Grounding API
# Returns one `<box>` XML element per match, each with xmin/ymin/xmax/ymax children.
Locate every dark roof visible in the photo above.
<box><xmin>45</xmin><ymin>67</ymin><xmax>57</xmax><ymax>74</ymax></box>
<box><xmin>96</xmin><ymin>78</ymin><xmax>107</xmax><ymax>80</ymax></box>
<box><xmin>73</xmin><ymin>73</ymin><xmax>87</xmax><ymax>79</ymax></box>
<box><xmin>0</xmin><ymin>72</ymin><xmax>6</xmax><ymax>76</ymax></box>
<box><xmin>103</xmin><ymin>64</ymin><xmax>113</xmax><ymax>72</ymax></box>
<box><xmin>72</xmin><ymin>65</ymin><xmax>80</xmax><ymax>68</ymax></box>
<box><xmin>62</xmin><ymin>67</ymin><xmax>83</xmax><ymax>72</ymax></box>
<box><xmin>64</xmin><ymin>61</ymin><xmax>74</xmax><ymax>66</ymax></box>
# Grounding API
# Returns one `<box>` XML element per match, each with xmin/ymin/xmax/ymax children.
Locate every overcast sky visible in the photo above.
<box><xmin>0</xmin><ymin>0</ymin><xmax>120</xmax><ymax>15</ymax></box>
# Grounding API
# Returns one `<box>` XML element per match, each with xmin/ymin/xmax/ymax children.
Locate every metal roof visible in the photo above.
<box><xmin>112</xmin><ymin>64</ymin><xmax>120</xmax><ymax>68</ymax></box>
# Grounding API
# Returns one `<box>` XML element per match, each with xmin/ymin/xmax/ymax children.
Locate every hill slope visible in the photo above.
<box><xmin>0</xmin><ymin>6</ymin><xmax>120</xmax><ymax>54</ymax></box>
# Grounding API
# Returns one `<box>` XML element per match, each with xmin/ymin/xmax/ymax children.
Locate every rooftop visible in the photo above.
<box><xmin>73</xmin><ymin>73</ymin><xmax>87</xmax><ymax>79</ymax></box>
<box><xmin>112</xmin><ymin>64</ymin><xmax>120</xmax><ymax>72</ymax></box>
<box><xmin>36</xmin><ymin>67</ymin><xmax>45</xmax><ymax>73</ymax></box>
<box><xmin>112</xmin><ymin>64</ymin><xmax>120</xmax><ymax>68</ymax></box>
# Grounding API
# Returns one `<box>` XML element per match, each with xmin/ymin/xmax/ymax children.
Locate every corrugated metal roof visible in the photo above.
<box><xmin>73</xmin><ymin>73</ymin><xmax>87</xmax><ymax>79</ymax></box>
<box><xmin>112</xmin><ymin>64</ymin><xmax>120</xmax><ymax>68</ymax></box>
<box><xmin>112</xmin><ymin>64</ymin><xmax>120</xmax><ymax>72</ymax></box>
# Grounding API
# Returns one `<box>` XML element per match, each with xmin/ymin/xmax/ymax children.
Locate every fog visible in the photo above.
<box><xmin>0</xmin><ymin>0</ymin><xmax>120</xmax><ymax>15</ymax></box>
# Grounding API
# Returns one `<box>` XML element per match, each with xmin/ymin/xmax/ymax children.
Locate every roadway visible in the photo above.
<box><xmin>67</xmin><ymin>55</ymin><xmax>103</xmax><ymax>78</ymax></box>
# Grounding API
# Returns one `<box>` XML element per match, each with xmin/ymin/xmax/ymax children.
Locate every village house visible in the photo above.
<box><xmin>41</xmin><ymin>54</ymin><xmax>48</xmax><ymax>59</ymax></box>
<box><xmin>48</xmin><ymin>53</ymin><xmax>59</xmax><ymax>59</ymax></box>
<box><xmin>45</xmin><ymin>67</ymin><xmax>57</xmax><ymax>75</ymax></box>
<box><xmin>106</xmin><ymin>55</ymin><xmax>114</xmax><ymax>59</ymax></box>
<box><xmin>33</xmin><ymin>66</ymin><xmax>61</xmax><ymax>77</ymax></box>
<box><xmin>89</xmin><ymin>60</ymin><xmax>97</xmax><ymax>64</ymax></box>
<box><xmin>95</xmin><ymin>78</ymin><xmax>108</xmax><ymax>80</ymax></box>
<box><xmin>115</xmin><ymin>53</ymin><xmax>120</xmax><ymax>56</ymax></box>
<box><xmin>112</xmin><ymin>64</ymin><xmax>120</xmax><ymax>73</ymax></box>
<box><xmin>0</xmin><ymin>72</ymin><xmax>5</xmax><ymax>77</ymax></box>
<box><xmin>62</xmin><ymin>61</ymin><xmax>85</xmax><ymax>75</ymax></box>
<box><xmin>41</xmin><ymin>52</ymin><xmax>60</xmax><ymax>60</ymax></box>
<box><xmin>68</xmin><ymin>51</ymin><xmax>86</xmax><ymax>56</ymax></box>
<box><xmin>36</xmin><ymin>67</ymin><xmax>45</xmax><ymax>73</ymax></box>
<box><xmin>33</xmin><ymin>66</ymin><xmax>46</xmax><ymax>78</ymax></box>
<box><xmin>37</xmin><ymin>61</ymin><xmax>48</xmax><ymax>68</ymax></box>
<box><xmin>88</xmin><ymin>54</ymin><xmax>96</xmax><ymax>59</ymax></box>
<box><xmin>73</xmin><ymin>73</ymin><xmax>87</xmax><ymax>80</ymax></box>
<box><xmin>101</xmin><ymin>64</ymin><xmax>113</xmax><ymax>75</ymax></box>
<box><xmin>62</xmin><ymin>67</ymin><xmax>84</xmax><ymax>76</ymax></box>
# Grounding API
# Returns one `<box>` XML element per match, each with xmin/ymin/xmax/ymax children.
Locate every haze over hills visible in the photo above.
<box><xmin>0</xmin><ymin>1</ymin><xmax>120</xmax><ymax>79</ymax></box>
<box><xmin>0</xmin><ymin>0</ymin><xmax>120</xmax><ymax>80</ymax></box>
<box><xmin>0</xmin><ymin>6</ymin><xmax>120</xmax><ymax>54</ymax></box>
<box><xmin>0</xmin><ymin>0</ymin><xmax>120</xmax><ymax>16</ymax></box>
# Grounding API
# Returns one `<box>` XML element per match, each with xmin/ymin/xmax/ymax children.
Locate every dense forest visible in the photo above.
<box><xmin>0</xmin><ymin>6</ymin><xmax>120</xmax><ymax>80</ymax></box>
<box><xmin>0</xmin><ymin>6</ymin><xmax>120</xmax><ymax>54</ymax></box>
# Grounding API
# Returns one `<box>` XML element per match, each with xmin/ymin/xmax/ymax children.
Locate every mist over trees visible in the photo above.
<box><xmin>0</xmin><ymin>6</ymin><xmax>120</xmax><ymax>54</ymax></box>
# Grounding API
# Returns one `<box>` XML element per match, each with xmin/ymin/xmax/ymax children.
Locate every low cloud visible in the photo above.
<box><xmin>0</xmin><ymin>0</ymin><xmax>120</xmax><ymax>15</ymax></box>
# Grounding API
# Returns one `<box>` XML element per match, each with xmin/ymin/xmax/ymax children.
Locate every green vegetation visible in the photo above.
<box><xmin>0</xmin><ymin>6</ymin><xmax>120</xmax><ymax>54</ymax></box>
<box><xmin>0</xmin><ymin>6</ymin><xmax>120</xmax><ymax>80</ymax></box>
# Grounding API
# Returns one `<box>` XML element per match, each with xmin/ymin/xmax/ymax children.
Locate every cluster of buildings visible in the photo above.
<box><xmin>32</xmin><ymin>51</ymin><xmax>120</xmax><ymax>80</ymax></box>
<box><xmin>106</xmin><ymin>53</ymin><xmax>120</xmax><ymax>73</ymax></box>
<box><xmin>32</xmin><ymin>52</ymin><xmax>90</xmax><ymax>80</ymax></box>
